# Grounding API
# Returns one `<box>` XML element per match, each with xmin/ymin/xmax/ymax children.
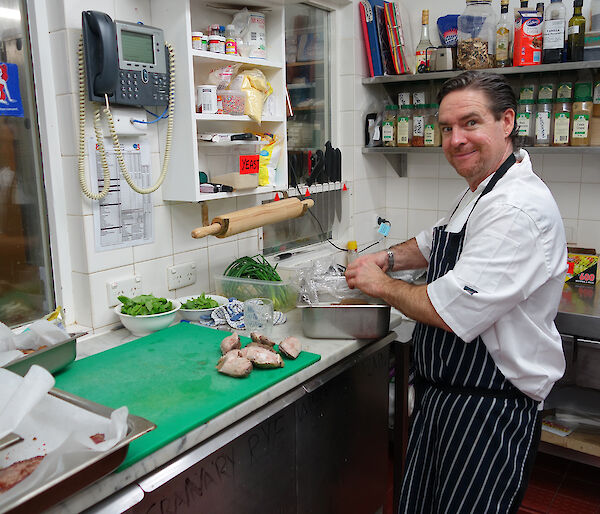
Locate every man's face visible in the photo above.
<box><xmin>438</xmin><ymin>88</ymin><xmax>514</xmax><ymax>190</ymax></box>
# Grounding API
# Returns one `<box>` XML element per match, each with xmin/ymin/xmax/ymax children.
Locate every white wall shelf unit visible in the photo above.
<box><xmin>150</xmin><ymin>0</ymin><xmax>288</xmax><ymax>203</ymax></box>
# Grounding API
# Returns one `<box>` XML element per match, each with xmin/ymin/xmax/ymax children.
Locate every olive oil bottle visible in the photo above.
<box><xmin>567</xmin><ymin>0</ymin><xmax>586</xmax><ymax>61</ymax></box>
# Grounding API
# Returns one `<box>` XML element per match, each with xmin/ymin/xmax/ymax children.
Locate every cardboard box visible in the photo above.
<box><xmin>566</xmin><ymin>253</ymin><xmax>598</xmax><ymax>285</ymax></box>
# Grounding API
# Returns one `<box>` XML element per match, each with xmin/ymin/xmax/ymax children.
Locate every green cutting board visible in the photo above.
<box><xmin>54</xmin><ymin>323</ymin><xmax>320</xmax><ymax>469</ymax></box>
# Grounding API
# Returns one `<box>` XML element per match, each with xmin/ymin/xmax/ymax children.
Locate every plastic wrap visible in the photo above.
<box><xmin>296</xmin><ymin>257</ymin><xmax>371</xmax><ymax>305</ymax></box>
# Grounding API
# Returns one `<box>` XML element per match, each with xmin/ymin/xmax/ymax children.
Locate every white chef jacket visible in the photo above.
<box><xmin>415</xmin><ymin>150</ymin><xmax>567</xmax><ymax>402</ymax></box>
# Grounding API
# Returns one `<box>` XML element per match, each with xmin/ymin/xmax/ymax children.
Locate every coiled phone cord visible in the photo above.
<box><xmin>77</xmin><ymin>37</ymin><xmax>175</xmax><ymax>199</ymax></box>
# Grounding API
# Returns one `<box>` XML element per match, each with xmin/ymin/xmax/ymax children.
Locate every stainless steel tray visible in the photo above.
<box><xmin>3</xmin><ymin>388</ymin><xmax>155</xmax><ymax>514</ymax></box>
<box><xmin>298</xmin><ymin>303</ymin><xmax>392</xmax><ymax>339</ymax></box>
<box><xmin>3</xmin><ymin>333</ymin><xmax>82</xmax><ymax>376</ymax></box>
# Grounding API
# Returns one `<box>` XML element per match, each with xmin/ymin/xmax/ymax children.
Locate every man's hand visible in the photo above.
<box><xmin>345</xmin><ymin>255</ymin><xmax>393</xmax><ymax>298</ymax></box>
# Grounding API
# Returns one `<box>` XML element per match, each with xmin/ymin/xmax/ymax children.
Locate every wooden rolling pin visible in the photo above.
<box><xmin>191</xmin><ymin>197</ymin><xmax>314</xmax><ymax>239</ymax></box>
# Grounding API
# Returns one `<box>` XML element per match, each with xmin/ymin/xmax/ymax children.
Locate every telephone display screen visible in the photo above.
<box><xmin>121</xmin><ymin>30</ymin><xmax>154</xmax><ymax>64</ymax></box>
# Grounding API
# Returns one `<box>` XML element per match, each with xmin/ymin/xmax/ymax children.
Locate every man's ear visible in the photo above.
<box><xmin>503</xmin><ymin>108</ymin><xmax>515</xmax><ymax>137</ymax></box>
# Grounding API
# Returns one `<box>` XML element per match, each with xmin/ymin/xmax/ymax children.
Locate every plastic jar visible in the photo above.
<box><xmin>412</xmin><ymin>104</ymin><xmax>425</xmax><ymax>146</ymax></box>
<box><xmin>192</xmin><ymin>32</ymin><xmax>203</xmax><ymax>50</ymax></box>
<box><xmin>593</xmin><ymin>76</ymin><xmax>600</xmax><ymax>117</ymax></box>
<box><xmin>346</xmin><ymin>241</ymin><xmax>358</xmax><ymax>266</ymax></box>
<box><xmin>424</xmin><ymin>104</ymin><xmax>441</xmax><ymax>147</ymax></box>
<box><xmin>552</xmin><ymin>99</ymin><xmax>572</xmax><ymax>146</ymax></box>
<box><xmin>225</xmin><ymin>24</ymin><xmax>237</xmax><ymax>55</ymax></box>
<box><xmin>382</xmin><ymin>105</ymin><xmax>398</xmax><ymax>147</ymax></box>
<box><xmin>201</xmin><ymin>35</ymin><xmax>209</xmax><ymax>51</ymax></box>
<box><xmin>209</xmin><ymin>35</ymin><xmax>225</xmax><ymax>53</ymax></box>
<box><xmin>397</xmin><ymin>104</ymin><xmax>413</xmax><ymax>147</ymax></box>
<box><xmin>535</xmin><ymin>99</ymin><xmax>553</xmax><ymax>146</ymax></box>
<box><xmin>516</xmin><ymin>100</ymin><xmax>535</xmax><ymax>147</ymax></box>
<box><xmin>571</xmin><ymin>99</ymin><xmax>593</xmax><ymax>146</ymax></box>
<box><xmin>457</xmin><ymin>0</ymin><xmax>497</xmax><ymax>69</ymax></box>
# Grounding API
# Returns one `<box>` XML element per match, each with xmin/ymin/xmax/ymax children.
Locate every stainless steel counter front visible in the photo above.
<box><xmin>555</xmin><ymin>283</ymin><xmax>600</xmax><ymax>339</ymax></box>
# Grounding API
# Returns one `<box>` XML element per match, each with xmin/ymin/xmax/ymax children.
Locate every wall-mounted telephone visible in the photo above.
<box><xmin>82</xmin><ymin>11</ymin><xmax>169</xmax><ymax>107</ymax></box>
<box><xmin>78</xmin><ymin>10</ymin><xmax>175</xmax><ymax>200</ymax></box>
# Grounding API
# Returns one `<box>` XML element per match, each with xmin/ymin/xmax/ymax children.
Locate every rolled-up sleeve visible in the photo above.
<box><xmin>427</xmin><ymin>202</ymin><xmax>551</xmax><ymax>343</ymax></box>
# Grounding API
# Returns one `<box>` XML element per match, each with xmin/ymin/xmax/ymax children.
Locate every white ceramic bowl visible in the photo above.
<box><xmin>114</xmin><ymin>299</ymin><xmax>181</xmax><ymax>336</ymax></box>
<box><xmin>177</xmin><ymin>294</ymin><xmax>228</xmax><ymax>321</ymax></box>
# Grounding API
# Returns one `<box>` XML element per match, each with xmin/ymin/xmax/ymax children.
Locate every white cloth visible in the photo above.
<box><xmin>415</xmin><ymin>150</ymin><xmax>567</xmax><ymax>402</ymax></box>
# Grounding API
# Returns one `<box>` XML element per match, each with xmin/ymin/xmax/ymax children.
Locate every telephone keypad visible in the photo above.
<box><xmin>116</xmin><ymin>69</ymin><xmax>169</xmax><ymax>106</ymax></box>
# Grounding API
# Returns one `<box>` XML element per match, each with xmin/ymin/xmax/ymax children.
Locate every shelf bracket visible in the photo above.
<box><xmin>384</xmin><ymin>153</ymin><xmax>407</xmax><ymax>177</ymax></box>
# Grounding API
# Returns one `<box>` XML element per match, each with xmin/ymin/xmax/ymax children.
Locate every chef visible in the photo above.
<box><xmin>345</xmin><ymin>71</ymin><xmax>567</xmax><ymax>513</ymax></box>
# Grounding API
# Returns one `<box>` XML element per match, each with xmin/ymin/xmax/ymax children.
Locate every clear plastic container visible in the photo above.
<box><xmin>382</xmin><ymin>105</ymin><xmax>398</xmax><ymax>147</ymax></box>
<box><xmin>457</xmin><ymin>0</ymin><xmax>497</xmax><ymax>69</ymax></box>
<box><xmin>552</xmin><ymin>99</ymin><xmax>572</xmax><ymax>146</ymax></box>
<box><xmin>220</xmin><ymin>90</ymin><xmax>246</xmax><ymax>115</ymax></box>
<box><xmin>535</xmin><ymin>99</ymin><xmax>553</xmax><ymax>146</ymax></box>
<box><xmin>571</xmin><ymin>84</ymin><xmax>593</xmax><ymax>146</ymax></box>
<box><xmin>412</xmin><ymin>104</ymin><xmax>426</xmax><ymax>146</ymax></box>
<box><xmin>215</xmin><ymin>275</ymin><xmax>297</xmax><ymax>312</ymax></box>
<box><xmin>424</xmin><ymin>104</ymin><xmax>441</xmax><ymax>147</ymax></box>
<box><xmin>516</xmin><ymin>100</ymin><xmax>535</xmax><ymax>147</ymax></box>
<box><xmin>397</xmin><ymin>105</ymin><xmax>413</xmax><ymax>147</ymax></box>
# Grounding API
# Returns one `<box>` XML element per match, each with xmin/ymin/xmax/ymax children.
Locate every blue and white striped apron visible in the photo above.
<box><xmin>399</xmin><ymin>155</ymin><xmax>541</xmax><ymax>514</ymax></box>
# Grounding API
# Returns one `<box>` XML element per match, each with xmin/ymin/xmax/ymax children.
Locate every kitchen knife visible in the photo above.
<box><xmin>334</xmin><ymin>147</ymin><xmax>342</xmax><ymax>222</ymax></box>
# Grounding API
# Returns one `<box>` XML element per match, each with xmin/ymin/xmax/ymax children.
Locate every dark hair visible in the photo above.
<box><xmin>436</xmin><ymin>71</ymin><xmax>518</xmax><ymax>143</ymax></box>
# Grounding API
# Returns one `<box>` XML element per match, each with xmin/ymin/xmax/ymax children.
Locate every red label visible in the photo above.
<box><xmin>239</xmin><ymin>154</ymin><xmax>259</xmax><ymax>174</ymax></box>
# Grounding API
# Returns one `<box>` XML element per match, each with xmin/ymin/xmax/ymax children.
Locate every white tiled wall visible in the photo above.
<box><xmin>39</xmin><ymin>0</ymin><xmax>600</xmax><ymax>332</ymax></box>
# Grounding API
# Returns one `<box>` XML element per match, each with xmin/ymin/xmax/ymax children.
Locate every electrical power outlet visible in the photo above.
<box><xmin>106</xmin><ymin>276</ymin><xmax>143</xmax><ymax>307</ymax></box>
<box><xmin>167</xmin><ymin>262</ymin><xmax>197</xmax><ymax>290</ymax></box>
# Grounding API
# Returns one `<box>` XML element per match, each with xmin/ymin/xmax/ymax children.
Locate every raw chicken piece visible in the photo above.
<box><xmin>0</xmin><ymin>456</ymin><xmax>44</xmax><ymax>493</ymax></box>
<box><xmin>220</xmin><ymin>333</ymin><xmax>241</xmax><ymax>355</ymax></box>
<box><xmin>216</xmin><ymin>350</ymin><xmax>252</xmax><ymax>378</ymax></box>
<box><xmin>240</xmin><ymin>345</ymin><xmax>284</xmax><ymax>368</ymax></box>
<box><xmin>278</xmin><ymin>336</ymin><xmax>302</xmax><ymax>359</ymax></box>
<box><xmin>246</xmin><ymin>341</ymin><xmax>276</xmax><ymax>353</ymax></box>
<box><xmin>250</xmin><ymin>332</ymin><xmax>276</xmax><ymax>348</ymax></box>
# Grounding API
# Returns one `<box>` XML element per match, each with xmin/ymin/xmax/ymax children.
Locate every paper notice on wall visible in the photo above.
<box><xmin>88</xmin><ymin>138</ymin><xmax>153</xmax><ymax>251</ymax></box>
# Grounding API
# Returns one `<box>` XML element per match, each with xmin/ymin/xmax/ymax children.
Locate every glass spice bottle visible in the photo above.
<box><xmin>382</xmin><ymin>105</ymin><xmax>398</xmax><ymax>147</ymax></box>
<box><xmin>412</xmin><ymin>104</ymin><xmax>425</xmax><ymax>146</ymax></box>
<box><xmin>424</xmin><ymin>103</ymin><xmax>441</xmax><ymax>147</ymax></box>
<box><xmin>516</xmin><ymin>100</ymin><xmax>536</xmax><ymax>147</ymax></box>
<box><xmin>397</xmin><ymin>104</ymin><xmax>413</xmax><ymax>147</ymax></box>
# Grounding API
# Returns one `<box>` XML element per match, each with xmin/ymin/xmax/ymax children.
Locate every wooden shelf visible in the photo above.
<box><xmin>541</xmin><ymin>427</ymin><xmax>600</xmax><ymax>458</ymax></box>
<box><xmin>362</xmin><ymin>60</ymin><xmax>600</xmax><ymax>85</ymax></box>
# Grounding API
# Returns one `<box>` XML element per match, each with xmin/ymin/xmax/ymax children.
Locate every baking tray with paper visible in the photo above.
<box><xmin>0</xmin><ymin>388</ymin><xmax>155</xmax><ymax>514</ymax></box>
<box><xmin>3</xmin><ymin>333</ymin><xmax>82</xmax><ymax>377</ymax></box>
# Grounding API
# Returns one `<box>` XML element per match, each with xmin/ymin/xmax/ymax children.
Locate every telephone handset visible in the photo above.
<box><xmin>78</xmin><ymin>10</ymin><xmax>175</xmax><ymax>200</ymax></box>
<box><xmin>82</xmin><ymin>11</ymin><xmax>169</xmax><ymax>106</ymax></box>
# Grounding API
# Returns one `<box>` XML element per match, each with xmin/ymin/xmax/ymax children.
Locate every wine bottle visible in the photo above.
<box><xmin>567</xmin><ymin>0</ymin><xmax>586</xmax><ymax>61</ymax></box>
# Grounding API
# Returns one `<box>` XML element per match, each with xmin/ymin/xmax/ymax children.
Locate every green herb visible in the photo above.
<box><xmin>224</xmin><ymin>255</ymin><xmax>282</xmax><ymax>281</ymax></box>
<box><xmin>181</xmin><ymin>293</ymin><xmax>218</xmax><ymax>310</ymax></box>
<box><xmin>221</xmin><ymin>255</ymin><xmax>295</xmax><ymax>311</ymax></box>
<box><xmin>118</xmin><ymin>294</ymin><xmax>173</xmax><ymax>316</ymax></box>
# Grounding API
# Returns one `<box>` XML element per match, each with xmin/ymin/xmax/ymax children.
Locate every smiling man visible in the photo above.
<box><xmin>345</xmin><ymin>72</ymin><xmax>567</xmax><ymax>513</ymax></box>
